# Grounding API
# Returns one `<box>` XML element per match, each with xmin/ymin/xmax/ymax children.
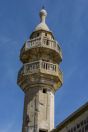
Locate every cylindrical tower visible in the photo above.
<box><xmin>17</xmin><ymin>8</ymin><xmax>63</xmax><ymax>132</ymax></box>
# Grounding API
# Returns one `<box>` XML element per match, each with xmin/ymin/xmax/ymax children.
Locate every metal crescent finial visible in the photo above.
<box><xmin>42</xmin><ymin>5</ymin><xmax>45</xmax><ymax>9</ymax></box>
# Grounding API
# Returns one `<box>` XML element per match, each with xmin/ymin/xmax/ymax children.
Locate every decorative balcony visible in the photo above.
<box><xmin>18</xmin><ymin>60</ymin><xmax>63</xmax><ymax>84</ymax></box>
<box><xmin>24</xmin><ymin>37</ymin><xmax>62</xmax><ymax>58</ymax></box>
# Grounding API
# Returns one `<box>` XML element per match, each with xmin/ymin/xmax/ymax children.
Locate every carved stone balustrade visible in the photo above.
<box><xmin>24</xmin><ymin>60</ymin><xmax>57</xmax><ymax>75</ymax></box>
<box><xmin>25</xmin><ymin>37</ymin><xmax>62</xmax><ymax>58</ymax></box>
<box><xmin>18</xmin><ymin>60</ymin><xmax>63</xmax><ymax>84</ymax></box>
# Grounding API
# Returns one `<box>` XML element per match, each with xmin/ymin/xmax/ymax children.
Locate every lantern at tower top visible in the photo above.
<box><xmin>35</xmin><ymin>8</ymin><xmax>50</xmax><ymax>31</ymax></box>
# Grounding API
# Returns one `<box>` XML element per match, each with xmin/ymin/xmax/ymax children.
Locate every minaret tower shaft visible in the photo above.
<box><xmin>17</xmin><ymin>8</ymin><xmax>63</xmax><ymax>132</ymax></box>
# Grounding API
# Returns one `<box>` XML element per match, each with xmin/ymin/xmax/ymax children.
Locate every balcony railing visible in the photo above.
<box><xmin>17</xmin><ymin>66</ymin><xmax>24</xmax><ymax>82</ymax></box>
<box><xmin>18</xmin><ymin>60</ymin><xmax>63</xmax><ymax>82</ymax></box>
<box><xmin>25</xmin><ymin>37</ymin><xmax>62</xmax><ymax>57</ymax></box>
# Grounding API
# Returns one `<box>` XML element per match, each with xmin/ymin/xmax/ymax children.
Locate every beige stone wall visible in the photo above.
<box><xmin>22</xmin><ymin>86</ymin><xmax>54</xmax><ymax>132</ymax></box>
<box><xmin>58</xmin><ymin>110</ymin><xmax>88</xmax><ymax>132</ymax></box>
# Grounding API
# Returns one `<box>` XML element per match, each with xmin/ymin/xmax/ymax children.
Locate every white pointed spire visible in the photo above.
<box><xmin>35</xmin><ymin>7</ymin><xmax>50</xmax><ymax>31</ymax></box>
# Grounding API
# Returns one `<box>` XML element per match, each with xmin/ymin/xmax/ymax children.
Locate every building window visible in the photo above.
<box><xmin>68</xmin><ymin>130</ymin><xmax>70</xmax><ymax>132</ymax></box>
<box><xmin>71</xmin><ymin>128</ymin><xmax>73</xmax><ymax>132</ymax></box>
<box><xmin>78</xmin><ymin>129</ymin><xmax>81</xmax><ymax>132</ymax></box>
<box><xmin>39</xmin><ymin>129</ymin><xmax>48</xmax><ymax>132</ymax></box>
<box><xmin>46</xmin><ymin>40</ymin><xmax>49</xmax><ymax>45</ymax></box>
<box><xmin>84</xmin><ymin>119</ymin><xmax>87</xmax><ymax>124</ymax></box>
<box><xmin>37</xmin><ymin>33</ymin><xmax>39</xmax><ymax>37</ymax></box>
<box><xmin>45</xmin><ymin>33</ymin><xmax>47</xmax><ymax>36</ymax></box>
<box><xmin>74</xmin><ymin>126</ymin><xmax>76</xmax><ymax>131</ymax></box>
<box><xmin>85</xmin><ymin>124</ymin><xmax>88</xmax><ymax>131</ymax></box>
<box><xmin>43</xmin><ymin>89</ymin><xmax>47</xmax><ymax>93</ymax></box>
<box><xmin>87</xmin><ymin>117</ymin><xmax>88</xmax><ymax>123</ymax></box>
<box><xmin>81</xmin><ymin>121</ymin><xmax>83</xmax><ymax>126</ymax></box>
<box><xmin>77</xmin><ymin>124</ymin><xmax>80</xmax><ymax>129</ymax></box>
<box><xmin>82</xmin><ymin>127</ymin><xmax>84</xmax><ymax>132</ymax></box>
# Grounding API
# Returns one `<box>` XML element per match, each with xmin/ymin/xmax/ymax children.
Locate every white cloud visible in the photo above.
<box><xmin>0</xmin><ymin>35</ymin><xmax>17</xmax><ymax>48</ymax></box>
<box><xmin>0</xmin><ymin>121</ymin><xmax>20</xmax><ymax>132</ymax></box>
<box><xmin>0</xmin><ymin>122</ymin><xmax>14</xmax><ymax>132</ymax></box>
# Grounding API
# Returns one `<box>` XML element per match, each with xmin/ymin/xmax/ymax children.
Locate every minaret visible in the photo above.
<box><xmin>17</xmin><ymin>8</ymin><xmax>63</xmax><ymax>132</ymax></box>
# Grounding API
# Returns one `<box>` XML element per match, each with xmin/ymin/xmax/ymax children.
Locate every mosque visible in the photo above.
<box><xmin>17</xmin><ymin>8</ymin><xmax>88</xmax><ymax>132</ymax></box>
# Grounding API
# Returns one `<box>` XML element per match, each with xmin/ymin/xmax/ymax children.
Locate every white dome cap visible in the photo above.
<box><xmin>35</xmin><ymin>8</ymin><xmax>50</xmax><ymax>31</ymax></box>
<box><xmin>40</xmin><ymin>9</ymin><xmax>47</xmax><ymax>17</ymax></box>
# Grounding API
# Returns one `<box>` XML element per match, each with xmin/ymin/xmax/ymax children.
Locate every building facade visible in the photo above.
<box><xmin>52</xmin><ymin>102</ymin><xmax>88</xmax><ymax>132</ymax></box>
<box><xmin>17</xmin><ymin>8</ymin><xmax>63</xmax><ymax>132</ymax></box>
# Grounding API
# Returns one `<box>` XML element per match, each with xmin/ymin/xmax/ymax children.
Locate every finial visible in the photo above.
<box><xmin>39</xmin><ymin>7</ymin><xmax>47</xmax><ymax>23</ymax></box>
<box><xmin>35</xmin><ymin>8</ymin><xmax>49</xmax><ymax>31</ymax></box>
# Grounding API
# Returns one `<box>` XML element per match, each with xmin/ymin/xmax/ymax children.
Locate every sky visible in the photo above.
<box><xmin>0</xmin><ymin>0</ymin><xmax>88</xmax><ymax>131</ymax></box>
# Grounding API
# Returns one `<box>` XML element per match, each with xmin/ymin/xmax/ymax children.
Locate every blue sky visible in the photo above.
<box><xmin>0</xmin><ymin>0</ymin><xmax>88</xmax><ymax>131</ymax></box>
